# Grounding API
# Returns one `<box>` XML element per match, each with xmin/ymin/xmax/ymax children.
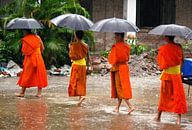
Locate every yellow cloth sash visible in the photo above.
<box><xmin>163</xmin><ymin>65</ymin><xmax>181</xmax><ymax>74</ymax></box>
<box><xmin>72</xmin><ymin>58</ymin><xmax>86</xmax><ymax>66</ymax></box>
<box><xmin>160</xmin><ymin>65</ymin><xmax>181</xmax><ymax>78</ymax></box>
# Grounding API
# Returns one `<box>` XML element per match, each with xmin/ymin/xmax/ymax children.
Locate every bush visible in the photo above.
<box><xmin>182</xmin><ymin>40</ymin><xmax>192</xmax><ymax>55</ymax></box>
<box><xmin>0</xmin><ymin>40</ymin><xmax>12</xmax><ymax>63</ymax></box>
<box><xmin>130</xmin><ymin>43</ymin><xmax>148</xmax><ymax>55</ymax></box>
<box><xmin>100</xmin><ymin>50</ymin><xmax>110</xmax><ymax>58</ymax></box>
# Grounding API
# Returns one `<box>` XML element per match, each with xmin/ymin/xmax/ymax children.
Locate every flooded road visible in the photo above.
<box><xmin>0</xmin><ymin>75</ymin><xmax>192</xmax><ymax>130</ymax></box>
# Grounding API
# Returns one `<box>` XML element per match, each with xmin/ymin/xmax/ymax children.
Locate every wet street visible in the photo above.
<box><xmin>0</xmin><ymin>75</ymin><xmax>192</xmax><ymax>130</ymax></box>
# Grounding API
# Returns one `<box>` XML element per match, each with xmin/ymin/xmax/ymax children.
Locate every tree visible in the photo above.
<box><xmin>0</xmin><ymin>0</ymin><xmax>94</xmax><ymax>68</ymax></box>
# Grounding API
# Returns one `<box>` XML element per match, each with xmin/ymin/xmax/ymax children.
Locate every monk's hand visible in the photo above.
<box><xmin>68</xmin><ymin>44</ymin><xmax>70</xmax><ymax>48</ymax></box>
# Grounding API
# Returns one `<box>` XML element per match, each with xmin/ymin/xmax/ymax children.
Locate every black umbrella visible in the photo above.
<box><xmin>6</xmin><ymin>17</ymin><xmax>43</xmax><ymax>29</ymax></box>
<box><xmin>90</xmin><ymin>17</ymin><xmax>140</xmax><ymax>33</ymax></box>
<box><xmin>51</xmin><ymin>14</ymin><xmax>93</xmax><ymax>30</ymax></box>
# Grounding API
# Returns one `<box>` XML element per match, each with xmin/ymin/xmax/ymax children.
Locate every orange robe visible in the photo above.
<box><xmin>108</xmin><ymin>42</ymin><xmax>132</xmax><ymax>99</ymax></box>
<box><xmin>157</xmin><ymin>42</ymin><xmax>187</xmax><ymax>114</ymax></box>
<box><xmin>17</xmin><ymin>34</ymin><xmax>48</xmax><ymax>88</ymax></box>
<box><xmin>68</xmin><ymin>41</ymin><xmax>88</xmax><ymax>96</ymax></box>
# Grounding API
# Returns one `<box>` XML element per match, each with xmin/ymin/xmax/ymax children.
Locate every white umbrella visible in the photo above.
<box><xmin>51</xmin><ymin>14</ymin><xmax>93</xmax><ymax>30</ymax></box>
<box><xmin>6</xmin><ymin>17</ymin><xmax>43</xmax><ymax>29</ymax></box>
<box><xmin>90</xmin><ymin>17</ymin><xmax>140</xmax><ymax>33</ymax></box>
<box><xmin>148</xmin><ymin>24</ymin><xmax>192</xmax><ymax>38</ymax></box>
<box><xmin>186</xmin><ymin>31</ymin><xmax>192</xmax><ymax>40</ymax></box>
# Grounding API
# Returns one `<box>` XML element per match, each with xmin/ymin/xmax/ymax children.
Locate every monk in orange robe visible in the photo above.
<box><xmin>155</xmin><ymin>36</ymin><xmax>187</xmax><ymax>125</ymax></box>
<box><xmin>16</xmin><ymin>30</ymin><xmax>48</xmax><ymax>97</ymax></box>
<box><xmin>68</xmin><ymin>31</ymin><xmax>88</xmax><ymax>106</ymax></box>
<box><xmin>108</xmin><ymin>33</ymin><xmax>135</xmax><ymax>114</ymax></box>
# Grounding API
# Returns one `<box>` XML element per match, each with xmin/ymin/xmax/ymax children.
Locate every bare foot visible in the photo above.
<box><xmin>77</xmin><ymin>97</ymin><xmax>85</xmax><ymax>106</ymax></box>
<box><xmin>127</xmin><ymin>107</ymin><xmax>135</xmax><ymax>115</ymax></box>
<box><xmin>15</xmin><ymin>93</ymin><xmax>25</xmax><ymax>97</ymax></box>
<box><xmin>35</xmin><ymin>94</ymin><xmax>42</xmax><ymax>98</ymax></box>
<box><xmin>176</xmin><ymin>118</ymin><xmax>181</xmax><ymax>125</ymax></box>
<box><xmin>154</xmin><ymin>117</ymin><xmax>161</xmax><ymax>122</ymax></box>
<box><xmin>113</xmin><ymin>107</ymin><xmax>119</xmax><ymax>113</ymax></box>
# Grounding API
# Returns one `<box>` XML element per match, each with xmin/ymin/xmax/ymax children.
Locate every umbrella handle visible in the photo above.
<box><xmin>70</xmin><ymin>31</ymin><xmax>75</xmax><ymax>42</ymax></box>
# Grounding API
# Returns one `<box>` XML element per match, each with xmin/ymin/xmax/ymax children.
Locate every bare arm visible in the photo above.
<box><xmin>87</xmin><ymin>46</ymin><xmax>90</xmax><ymax>66</ymax></box>
<box><xmin>40</xmin><ymin>40</ymin><xmax>45</xmax><ymax>53</ymax></box>
<box><xmin>82</xmin><ymin>42</ymin><xmax>90</xmax><ymax>66</ymax></box>
<box><xmin>36</xmin><ymin>35</ymin><xmax>44</xmax><ymax>53</ymax></box>
<box><xmin>39</xmin><ymin>37</ymin><xmax>44</xmax><ymax>53</ymax></box>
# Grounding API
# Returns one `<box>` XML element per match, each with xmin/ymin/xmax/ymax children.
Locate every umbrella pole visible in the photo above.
<box><xmin>188</xmin><ymin>85</ymin><xmax>190</xmax><ymax>97</ymax></box>
<box><xmin>104</xmin><ymin>33</ymin><xmax>106</xmax><ymax>50</ymax></box>
<box><xmin>70</xmin><ymin>30</ymin><xmax>75</xmax><ymax>42</ymax></box>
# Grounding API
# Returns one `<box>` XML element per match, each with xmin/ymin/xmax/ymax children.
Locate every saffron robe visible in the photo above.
<box><xmin>157</xmin><ymin>42</ymin><xmax>187</xmax><ymax>114</ymax></box>
<box><xmin>17</xmin><ymin>34</ymin><xmax>48</xmax><ymax>88</ymax></box>
<box><xmin>68</xmin><ymin>41</ymin><xmax>88</xmax><ymax>96</ymax></box>
<box><xmin>108</xmin><ymin>42</ymin><xmax>132</xmax><ymax>99</ymax></box>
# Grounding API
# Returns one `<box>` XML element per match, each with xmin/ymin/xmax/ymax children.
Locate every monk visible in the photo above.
<box><xmin>68</xmin><ymin>30</ymin><xmax>88</xmax><ymax>106</ymax></box>
<box><xmin>108</xmin><ymin>33</ymin><xmax>135</xmax><ymax>114</ymax></box>
<box><xmin>16</xmin><ymin>29</ymin><xmax>48</xmax><ymax>97</ymax></box>
<box><xmin>155</xmin><ymin>36</ymin><xmax>187</xmax><ymax>125</ymax></box>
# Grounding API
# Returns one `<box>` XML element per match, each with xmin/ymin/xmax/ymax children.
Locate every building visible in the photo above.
<box><xmin>80</xmin><ymin>0</ymin><xmax>125</xmax><ymax>51</ymax></box>
<box><xmin>80</xmin><ymin>0</ymin><xmax>192</xmax><ymax>50</ymax></box>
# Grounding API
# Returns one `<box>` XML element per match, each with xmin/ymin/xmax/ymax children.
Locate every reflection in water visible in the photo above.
<box><xmin>16</xmin><ymin>98</ymin><xmax>48</xmax><ymax>130</ymax></box>
<box><xmin>109</xmin><ymin>114</ymin><xmax>134</xmax><ymax>130</ymax></box>
<box><xmin>0</xmin><ymin>76</ymin><xmax>192</xmax><ymax>129</ymax></box>
<box><xmin>69</xmin><ymin>107</ymin><xmax>86</xmax><ymax>130</ymax></box>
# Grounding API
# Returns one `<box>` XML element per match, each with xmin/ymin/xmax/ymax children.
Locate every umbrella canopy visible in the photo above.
<box><xmin>6</xmin><ymin>17</ymin><xmax>43</xmax><ymax>29</ymax></box>
<box><xmin>50</xmin><ymin>14</ymin><xmax>93</xmax><ymax>30</ymax></box>
<box><xmin>186</xmin><ymin>31</ymin><xmax>192</xmax><ymax>40</ymax></box>
<box><xmin>90</xmin><ymin>17</ymin><xmax>140</xmax><ymax>33</ymax></box>
<box><xmin>148</xmin><ymin>24</ymin><xmax>192</xmax><ymax>38</ymax></box>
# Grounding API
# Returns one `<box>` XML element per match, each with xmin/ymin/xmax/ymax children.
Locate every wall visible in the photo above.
<box><xmin>80</xmin><ymin>0</ymin><xmax>192</xmax><ymax>51</ymax></box>
<box><xmin>91</xmin><ymin>0</ymin><xmax>124</xmax><ymax>51</ymax></box>
<box><xmin>176</xmin><ymin>0</ymin><xmax>192</xmax><ymax>28</ymax></box>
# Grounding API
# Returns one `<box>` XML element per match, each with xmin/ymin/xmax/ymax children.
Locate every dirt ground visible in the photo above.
<box><xmin>0</xmin><ymin>75</ymin><xmax>192</xmax><ymax>130</ymax></box>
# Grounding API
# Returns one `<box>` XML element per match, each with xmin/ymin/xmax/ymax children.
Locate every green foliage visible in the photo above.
<box><xmin>148</xmin><ymin>49</ymin><xmax>158</xmax><ymax>62</ymax></box>
<box><xmin>100</xmin><ymin>50</ymin><xmax>110</xmax><ymax>58</ymax></box>
<box><xmin>0</xmin><ymin>0</ymin><xmax>94</xmax><ymax>68</ymax></box>
<box><xmin>0</xmin><ymin>28</ymin><xmax>23</xmax><ymax>64</ymax></box>
<box><xmin>126</xmin><ymin>37</ymin><xmax>148</xmax><ymax>55</ymax></box>
<box><xmin>130</xmin><ymin>43</ymin><xmax>148</xmax><ymax>55</ymax></box>
<box><xmin>0</xmin><ymin>40</ymin><xmax>13</xmax><ymax>63</ymax></box>
<box><xmin>182</xmin><ymin>40</ymin><xmax>192</xmax><ymax>55</ymax></box>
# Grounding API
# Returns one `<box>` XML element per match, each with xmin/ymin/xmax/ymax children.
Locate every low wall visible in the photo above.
<box><xmin>93</xmin><ymin>29</ymin><xmax>165</xmax><ymax>52</ymax></box>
